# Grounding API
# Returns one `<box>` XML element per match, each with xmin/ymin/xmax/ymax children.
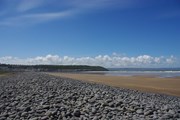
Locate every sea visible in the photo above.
<box><xmin>84</xmin><ymin>68</ymin><xmax>180</xmax><ymax>78</ymax></box>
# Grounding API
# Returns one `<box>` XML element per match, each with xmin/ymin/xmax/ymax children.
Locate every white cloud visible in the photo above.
<box><xmin>166</xmin><ymin>55</ymin><xmax>176</xmax><ymax>64</ymax></box>
<box><xmin>0</xmin><ymin>54</ymin><xmax>178</xmax><ymax>68</ymax></box>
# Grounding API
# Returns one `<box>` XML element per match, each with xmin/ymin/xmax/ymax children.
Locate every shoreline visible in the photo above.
<box><xmin>48</xmin><ymin>72</ymin><xmax>180</xmax><ymax>97</ymax></box>
<box><xmin>1</xmin><ymin>72</ymin><xmax>180</xmax><ymax>119</ymax></box>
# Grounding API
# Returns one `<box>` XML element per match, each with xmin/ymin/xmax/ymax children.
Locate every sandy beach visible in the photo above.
<box><xmin>48</xmin><ymin>72</ymin><xmax>180</xmax><ymax>97</ymax></box>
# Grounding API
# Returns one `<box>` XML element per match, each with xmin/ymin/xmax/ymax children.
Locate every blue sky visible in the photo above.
<box><xmin>0</xmin><ymin>0</ymin><xmax>180</xmax><ymax>67</ymax></box>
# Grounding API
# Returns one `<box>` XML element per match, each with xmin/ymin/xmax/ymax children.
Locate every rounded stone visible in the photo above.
<box><xmin>73</xmin><ymin>109</ymin><xmax>81</xmax><ymax>117</ymax></box>
<box><xmin>136</xmin><ymin>109</ymin><xmax>143</xmax><ymax>114</ymax></box>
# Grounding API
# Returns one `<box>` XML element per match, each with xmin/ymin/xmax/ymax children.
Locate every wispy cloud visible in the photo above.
<box><xmin>65</xmin><ymin>0</ymin><xmax>141</xmax><ymax>9</ymax></box>
<box><xmin>157</xmin><ymin>10</ymin><xmax>180</xmax><ymax>19</ymax></box>
<box><xmin>4</xmin><ymin>0</ymin><xmax>175</xmax><ymax>27</ymax></box>
<box><xmin>0</xmin><ymin>10</ymin><xmax>76</xmax><ymax>26</ymax></box>
<box><xmin>0</xmin><ymin>0</ymin><xmax>143</xmax><ymax>26</ymax></box>
<box><xmin>0</xmin><ymin>54</ymin><xmax>178</xmax><ymax>68</ymax></box>
<box><xmin>0</xmin><ymin>11</ymin><xmax>6</xmax><ymax>16</ymax></box>
<box><xmin>17</xmin><ymin>0</ymin><xmax>44</xmax><ymax>12</ymax></box>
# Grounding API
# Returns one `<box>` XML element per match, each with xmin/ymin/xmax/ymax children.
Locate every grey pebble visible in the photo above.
<box><xmin>136</xmin><ymin>109</ymin><xmax>143</xmax><ymax>114</ymax></box>
<box><xmin>91</xmin><ymin>108</ymin><xmax>97</xmax><ymax>114</ymax></box>
<box><xmin>41</xmin><ymin>116</ymin><xmax>48</xmax><ymax>120</ymax></box>
<box><xmin>0</xmin><ymin>72</ymin><xmax>179</xmax><ymax>120</ymax></box>
<box><xmin>73</xmin><ymin>109</ymin><xmax>81</xmax><ymax>117</ymax></box>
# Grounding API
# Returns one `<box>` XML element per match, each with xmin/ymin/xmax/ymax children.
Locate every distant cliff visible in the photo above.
<box><xmin>0</xmin><ymin>64</ymin><xmax>108</xmax><ymax>72</ymax></box>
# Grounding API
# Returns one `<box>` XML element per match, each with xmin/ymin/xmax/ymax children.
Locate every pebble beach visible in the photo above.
<box><xmin>0</xmin><ymin>72</ymin><xmax>180</xmax><ymax>120</ymax></box>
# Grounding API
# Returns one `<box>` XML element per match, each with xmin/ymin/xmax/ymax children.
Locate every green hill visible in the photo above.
<box><xmin>0</xmin><ymin>64</ymin><xmax>108</xmax><ymax>72</ymax></box>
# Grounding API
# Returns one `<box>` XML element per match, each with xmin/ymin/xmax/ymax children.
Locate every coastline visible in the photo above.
<box><xmin>48</xmin><ymin>72</ymin><xmax>180</xmax><ymax>97</ymax></box>
<box><xmin>1</xmin><ymin>72</ymin><xmax>180</xmax><ymax>119</ymax></box>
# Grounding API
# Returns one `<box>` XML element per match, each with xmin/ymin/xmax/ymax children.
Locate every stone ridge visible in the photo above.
<box><xmin>0</xmin><ymin>72</ymin><xmax>179</xmax><ymax>120</ymax></box>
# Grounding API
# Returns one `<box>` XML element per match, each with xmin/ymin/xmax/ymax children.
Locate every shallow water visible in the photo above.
<box><xmin>84</xmin><ymin>70</ymin><xmax>180</xmax><ymax>78</ymax></box>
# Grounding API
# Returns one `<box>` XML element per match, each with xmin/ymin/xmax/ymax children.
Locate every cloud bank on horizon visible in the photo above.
<box><xmin>0</xmin><ymin>54</ymin><xmax>178</xmax><ymax>68</ymax></box>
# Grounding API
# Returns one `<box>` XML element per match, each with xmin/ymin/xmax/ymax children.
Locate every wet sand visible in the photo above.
<box><xmin>0</xmin><ymin>73</ymin><xmax>9</xmax><ymax>77</ymax></box>
<box><xmin>0</xmin><ymin>72</ymin><xmax>14</xmax><ymax>77</ymax></box>
<box><xmin>48</xmin><ymin>72</ymin><xmax>180</xmax><ymax>97</ymax></box>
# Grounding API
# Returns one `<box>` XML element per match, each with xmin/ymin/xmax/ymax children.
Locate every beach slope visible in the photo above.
<box><xmin>48</xmin><ymin>73</ymin><xmax>180</xmax><ymax>97</ymax></box>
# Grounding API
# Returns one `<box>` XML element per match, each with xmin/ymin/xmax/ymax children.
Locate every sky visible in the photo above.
<box><xmin>0</xmin><ymin>0</ymin><xmax>180</xmax><ymax>67</ymax></box>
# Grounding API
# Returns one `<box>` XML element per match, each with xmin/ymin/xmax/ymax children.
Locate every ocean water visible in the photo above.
<box><xmin>84</xmin><ymin>68</ymin><xmax>180</xmax><ymax>78</ymax></box>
